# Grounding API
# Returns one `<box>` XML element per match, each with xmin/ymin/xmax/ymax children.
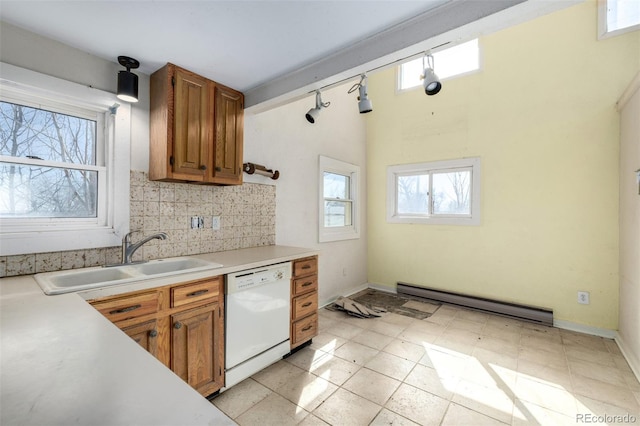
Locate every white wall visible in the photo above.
<box><xmin>617</xmin><ymin>72</ymin><xmax>640</xmax><ymax>378</ymax></box>
<box><xmin>244</xmin><ymin>86</ymin><xmax>368</xmax><ymax>305</ymax></box>
<box><xmin>1</xmin><ymin>21</ymin><xmax>369</xmax><ymax>303</ymax></box>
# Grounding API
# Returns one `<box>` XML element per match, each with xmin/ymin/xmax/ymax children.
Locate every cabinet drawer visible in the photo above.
<box><xmin>292</xmin><ymin>313</ymin><xmax>318</xmax><ymax>347</ymax></box>
<box><xmin>292</xmin><ymin>292</ymin><xmax>318</xmax><ymax>320</ymax></box>
<box><xmin>292</xmin><ymin>275</ymin><xmax>318</xmax><ymax>296</ymax></box>
<box><xmin>171</xmin><ymin>278</ymin><xmax>221</xmax><ymax>308</ymax></box>
<box><xmin>293</xmin><ymin>257</ymin><xmax>317</xmax><ymax>277</ymax></box>
<box><xmin>92</xmin><ymin>292</ymin><xmax>159</xmax><ymax>323</ymax></box>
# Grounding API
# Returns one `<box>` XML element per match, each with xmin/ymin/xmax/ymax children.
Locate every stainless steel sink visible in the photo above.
<box><xmin>35</xmin><ymin>257</ymin><xmax>223</xmax><ymax>295</ymax></box>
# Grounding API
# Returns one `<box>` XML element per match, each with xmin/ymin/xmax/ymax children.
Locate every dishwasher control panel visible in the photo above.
<box><xmin>226</xmin><ymin>262</ymin><xmax>292</xmax><ymax>293</ymax></box>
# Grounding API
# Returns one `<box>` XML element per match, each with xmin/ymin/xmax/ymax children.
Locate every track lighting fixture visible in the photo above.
<box><xmin>421</xmin><ymin>54</ymin><xmax>442</xmax><ymax>96</ymax></box>
<box><xmin>305</xmin><ymin>90</ymin><xmax>330</xmax><ymax>123</ymax></box>
<box><xmin>348</xmin><ymin>74</ymin><xmax>373</xmax><ymax>114</ymax></box>
<box><xmin>116</xmin><ymin>56</ymin><xmax>140</xmax><ymax>103</ymax></box>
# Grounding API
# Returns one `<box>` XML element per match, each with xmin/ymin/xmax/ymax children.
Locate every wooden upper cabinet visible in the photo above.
<box><xmin>173</xmin><ymin>68</ymin><xmax>209</xmax><ymax>179</ymax></box>
<box><xmin>209</xmin><ymin>84</ymin><xmax>244</xmax><ymax>185</ymax></box>
<box><xmin>149</xmin><ymin>63</ymin><xmax>244</xmax><ymax>185</ymax></box>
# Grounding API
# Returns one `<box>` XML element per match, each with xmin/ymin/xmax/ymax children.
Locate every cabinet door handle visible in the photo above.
<box><xmin>186</xmin><ymin>289</ymin><xmax>209</xmax><ymax>297</ymax></box>
<box><xmin>199</xmin><ymin>165</ymin><xmax>207</xmax><ymax>171</ymax></box>
<box><xmin>174</xmin><ymin>322</ymin><xmax>182</xmax><ymax>330</ymax></box>
<box><xmin>149</xmin><ymin>329</ymin><xmax>158</xmax><ymax>338</ymax></box>
<box><xmin>301</xmin><ymin>325</ymin><xmax>313</xmax><ymax>332</ymax></box>
<box><xmin>109</xmin><ymin>304</ymin><xmax>141</xmax><ymax>315</ymax></box>
<box><xmin>302</xmin><ymin>302</ymin><xmax>313</xmax><ymax>308</ymax></box>
<box><xmin>215</xmin><ymin>166</ymin><xmax>222</xmax><ymax>172</ymax></box>
<box><xmin>301</xmin><ymin>281</ymin><xmax>313</xmax><ymax>287</ymax></box>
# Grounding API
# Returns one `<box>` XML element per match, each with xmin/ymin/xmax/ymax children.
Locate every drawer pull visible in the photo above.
<box><xmin>149</xmin><ymin>329</ymin><xmax>158</xmax><ymax>338</ymax></box>
<box><xmin>301</xmin><ymin>302</ymin><xmax>313</xmax><ymax>308</ymax></box>
<box><xmin>301</xmin><ymin>325</ymin><xmax>313</xmax><ymax>332</ymax></box>
<box><xmin>301</xmin><ymin>281</ymin><xmax>313</xmax><ymax>287</ymax></box>
<box><xmin>109</xmin><ymin>304</ymin><xmax>141</xmax><ymax>315</ymax></box>
<box><xmin>186</xmin><ymin>289</ymin><xmax>209</xmax><ymax>297</ymax></box>
<box><xmin>301</xmin><ymin>265</ymin><xmax>311</xmax><ymax>270</ymax></box>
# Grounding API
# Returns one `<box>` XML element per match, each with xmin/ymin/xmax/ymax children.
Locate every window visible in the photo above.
<box><xmin>397</xmin><ymin>39</ymin><xmax>480</xmax><ymax>92</ymax></box>
<box><xmin>319</xmin><ymin>156</ymin><xmax>360</xmax><ymax>242</ymax></box>
<box><xmin>0</xmin><ymin>63</ymin><xmax>130</xmax><ymax>256</ymax></box>
<box><xmin>598</xmin><ymin>0</ymin><xmax>640</xmax><ymax>39</ymax></box>
<box><xmin>387</xmin><ymin>157</ymin><xmax>481</xmax><ymax>225</ymax></box>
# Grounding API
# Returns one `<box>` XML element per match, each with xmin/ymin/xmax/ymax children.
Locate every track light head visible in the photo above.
<box><xmin>421</xmin><ymin>53</ymin><xmax>441</xmax><ymax>96</ymax></box>
<box><xmin>357</xmin><ymin>76</ymin><xmax>373</xmax><ymax>114</ymax></box>
<box><xmin>305</xmin><ymin>107</ymin><xmax>321</xmax><ymax>123</ymax></box>
<box><xmin>305</xmin><ymin>90</ymin><xmax>329</xmax><ymax>124</ymax></box>
<box><xmin>116</xmin><ymin>56</ymin><xmax>140</xmax><ymax>103</ymax></box>
<box><xmin>422</xmin><ymin>67</ymin><xmax>441</xmax><ymax>96</ymax></box>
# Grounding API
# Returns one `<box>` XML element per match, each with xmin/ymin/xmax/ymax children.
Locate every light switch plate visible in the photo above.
<box><xmin>212</xmin><ymin>216</ymin><xmax>221</xmax><ymax>230</ymax></box>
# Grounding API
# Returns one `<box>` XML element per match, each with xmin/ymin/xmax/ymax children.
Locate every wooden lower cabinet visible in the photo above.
<box><xmin>89</xmin><ymin>276</ymin><xmax>224</xmax><ymax>397</ymax></box>
<box><xmin>121</xmin><ymin>319</ymin><xmax>160</xmax><ymax>359</ymax></box>
<box><xmin>171</xmin><ymin>303</ymin><xmax>224</xmax><ymax>396</ymax></box>
<box><xmin>290</xmin><ymin>256</ymin><xmax>319</xmax><ymax>349</ymax></box>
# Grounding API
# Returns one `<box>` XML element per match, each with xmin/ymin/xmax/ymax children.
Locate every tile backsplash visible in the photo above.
<box><xmin>0</xmin><ymin>171</ymin><xmax>276</xmax><ymax>278</ymax></box>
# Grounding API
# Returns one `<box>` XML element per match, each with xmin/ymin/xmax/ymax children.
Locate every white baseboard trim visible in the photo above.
<box><xmin>553</xmin><ymin>319</ymin><xmax>617</xmax><ymax>339</ymax></box>
<box><xmin>318</xmin><ymin>282</ymin><xmax>370</xmax><ymax>308</ymax></box>
<box><xmin>615</xmin><ymin>333</ymin><xmax>640</xmax><ymax>384</ymax></box>
<box><xmin>366</xmin><ymin>282</ymin><xmax>397</xmax><ymax>294</ymax></box>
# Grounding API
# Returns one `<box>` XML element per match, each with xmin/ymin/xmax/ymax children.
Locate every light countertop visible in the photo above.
<box><xmin>0</xmin><ymin>245</ymin><xmax>318</xmax><ymax>426</ymax></box>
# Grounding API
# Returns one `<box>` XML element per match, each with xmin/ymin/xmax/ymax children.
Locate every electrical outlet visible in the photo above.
<box><xmin>191</xmin><ymin>216</ymin><xmax>204</xmax><ymax>229</ymax></box>
<box><xmin>212</xmin><ymin>216</ymin><xmax>221</xmax><ymax>230</ymax></box>
<box><xmin>577</xmin><ymin>291</ymin><xmax>590</xmax><ymax>305</ymax></box>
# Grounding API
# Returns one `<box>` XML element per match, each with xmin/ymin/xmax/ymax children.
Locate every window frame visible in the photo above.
<box><xmin>318</xmin><ymin>155</ymin><xmax>360</xmax><ymax>242</ymax></box>
<box><xmin>598</xmin><ymin>0</ymin><xmax>640</xmax><ymax>39</ymax></box>
<box><xmin>0</xmin><ymin>62</ymin><xmax>130</xmax><ymax>256</ymax></box>
<box><xmin>387</xmin><ymin>157</ymin><xmax>481</xmax><ymax>226</ymax></box>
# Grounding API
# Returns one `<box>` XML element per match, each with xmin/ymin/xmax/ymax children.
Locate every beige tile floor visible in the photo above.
<box><xmin>213</xmin><ymin>303</ymin><xmax>640</xmax><ymax>425</ymax></box>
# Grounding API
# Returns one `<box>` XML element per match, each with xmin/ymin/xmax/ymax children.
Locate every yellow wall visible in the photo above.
<box><xmin>366</xmin><ymin>0</ymin><xmax>640</xmax><ymax>329</ymax></box>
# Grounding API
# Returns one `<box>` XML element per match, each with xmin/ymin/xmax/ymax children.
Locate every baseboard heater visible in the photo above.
<box><xmin>397</xmin><ymin>282</ymin><xmax>553</xmax><ymax>326</ymax></box>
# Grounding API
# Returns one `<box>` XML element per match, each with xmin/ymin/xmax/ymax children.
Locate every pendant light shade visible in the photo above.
<box><xmin>117</xmin><ymin>56</ymin><xmax>140</xmax><ymax>103</ymax></box>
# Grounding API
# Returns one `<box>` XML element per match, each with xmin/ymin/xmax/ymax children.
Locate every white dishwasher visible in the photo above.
<box><xmin>224</xmin><ymin>262</ymin><xmax>292</xmax><ymax>389</ymax></box>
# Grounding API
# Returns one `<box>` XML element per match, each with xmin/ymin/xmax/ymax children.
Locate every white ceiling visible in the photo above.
<box><xmin>0</xmin><ymin>1</ymin><xmax>575</xmax><ymax>109</ymax></box>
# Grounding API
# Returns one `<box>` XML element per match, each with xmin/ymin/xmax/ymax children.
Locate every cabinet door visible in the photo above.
<box><xmin>121</xmin><ymin>319</ymin><xmax>160</xmax><ymax>359</ymax></box>
<box><xmin>171</xmin><ymin>303</ymin><xmax>224</xmax><ymax>396</ymax></box>
<box><xmin>209</xmin><ymin>84</ymin><xmax>243</xmax><ymax>185</ymax></box>
<box><xmin>173</xmin><ymin>68</ymin><xmax>210</xmax><ymax>179</ymax></box>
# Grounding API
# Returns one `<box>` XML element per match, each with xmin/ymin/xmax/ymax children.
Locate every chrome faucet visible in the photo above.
<box><xmin>121</xmin><ymin>231</ymin><xmax>169</xmax><ymax>264</ymax></box>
